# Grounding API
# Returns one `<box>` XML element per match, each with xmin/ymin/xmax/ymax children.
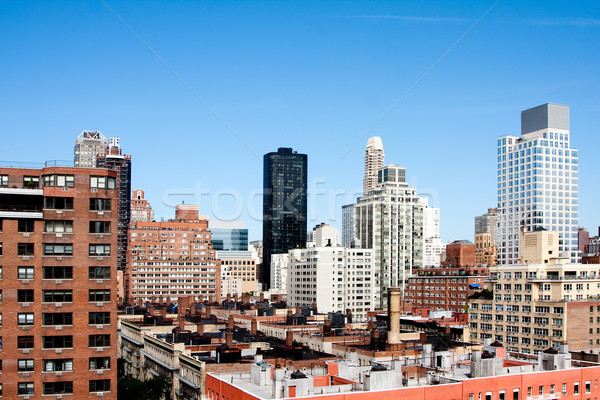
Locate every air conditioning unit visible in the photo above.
<box><xmin>55</xmin><ymin>303</ymin><xmax>62</xmax><ymax>308</ymax></box>
<box><xmin>91</xmin><ymin>188</ymin><xmax>98</xmax><ymax>193</ymax></box>
<box><xmin>62</xmin><ymin>187</ymin><xmax>69</xmax><ymax>192</ymax></box>
<box><xmin>56</xmin><ymin>280</ymin><xmax>63</xmax><ymax>285</ymax></box>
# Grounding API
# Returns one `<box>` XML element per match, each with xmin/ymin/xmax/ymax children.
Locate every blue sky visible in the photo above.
<box><xmin>1</xmin><ymin>0</ymin><xmax>599</xmax><ymax>242</ymax></box>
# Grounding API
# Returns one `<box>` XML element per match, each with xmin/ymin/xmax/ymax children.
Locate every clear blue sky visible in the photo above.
<box><xmin>1</xmin><ymin>1</ymin><xmax>599</xmax><ymax>242</ymax></box>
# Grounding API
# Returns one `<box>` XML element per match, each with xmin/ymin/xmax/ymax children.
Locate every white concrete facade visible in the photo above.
<box><xmin>287</xmin><ymin>247</ymin><xmax>375</xmax><ymax>322</ymax></box>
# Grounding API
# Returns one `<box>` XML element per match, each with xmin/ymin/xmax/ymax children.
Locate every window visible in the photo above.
<box><xmin>18</xmin><ymin>266</ymin><xmax>34</xmax><ymax>279</ymax></box>
<box><xmin>89</xmin><ymin>312</ymin><xmax>110</xmax><ymax>325</ymax></box>
<box><xmin>89</xmin><ymin>290</ymin><xmax>111</xmax><ymax>302</ymax></box>
<box><xmin>513</xmin><ymin>389</ymin><xmax>519</xmax><ymax>400</ymax></box>
<box><xmin>43</xmin><ymin>313</ymin><xmax>73</xmax><ymax>326</ymax></box>
<box><xmin>44</xmin><ymin>359</ymin><xmax>73</xmax><ymax>372</ymax></box>
<box><xmin>44</xmin><ymin>220</ymin><xmax>73</xmax><ymax>233</ymax></box>
<box><xmin>18</xmin><ymin>359</ymin><xmax>34</xmax><ymax>371</ymax></box>
<box><xmin>90</xmin><ymin>176</ymin><xmax>115</xmax><ymax>189</ymax></box>
<box><xmin>43</xmin><ymin>175</ymin><xmax>74</xmax><ymax>188</ymax></box>
<box><xmin>18</xmin><ymin>243</ymin><xmax>34</xmax><ymax>256</ymax></box>
<box><xmin>44</xmin><ymin>197</ymin><xmax>73</xmax><ymax>210</ymax></box>
<box><xmin>90</xmin><ymin>198</ymin><xmax>111</xmax><ymax>211</ymax></box>
<box><xmin>89</xmin><ymin>221</ymin><xmax>111</xmax><ymax>233</ymax></box>
<box><xmin>23</xmin><ymin>176</ymin><xmax>39</xmax><ymax>188</ymax></box>
<box><xmin>43</xmin><ymin>290</ymin><xmax>73</xmax><ymax>303</ymax></box>
<box><xmin>43</xmin><ymin>335</ymin><xmax>73</xmax><ymax>349</ymax></box>
<box><xmin>0</xmin><ymin>175</ymin><xmax>7</xmax><ymax>187</ymax></box>
<box><xmin>89</xmin><ymin>357</ymin><xmax>110</xmax><ymax>370</ymax></box>
<box><xmin>43</xmin><ymin>382</ymin><xmax>73</xmax><ymax>395</ymax></box>
<box><xmin>89</xmin><ymin>266</ymin><xmax>110</xmax><ymax>279</ymax></box>
<box><xmin>574</xmin><ymin>382</ymin><xmax>579</xmax><ymax>395</ymax></box>
<box><xmin>18</xmin><ymin>336</ymin><xmax>34</xmax><ymax>349</ymax></box>
<box><xmin>499</xmin><ymin>391</ymin><xmax>505</xmax><ymax>400</ymax></box>
<box><xmin>89</xmin><ymin>379</ymin><xmax>111</xmax><ymax>392</ymax></box>
<box><xmin>89</xmin><ymin>244</ymin><xmax>110</xmax><ymax>256</ymax></box>
<box><xmin>586</xmin><ymin>381</ymin><xmax>591</xmax><ymax>393</ymax></box>
<box><xmin>18</xmin><ymin>219</ymin><xmax>35</xmax><ymax>232</ymax></box>
<box><xmin>18</xmin><ymin>289</ymin><xmax>34</xmax><ymax>302</ymax></box>
<box><xmin>43</xmin><ymin>266</ymin><xmax>73</xmax><ymax>280</ymax></box>
<box><xmin>43</xmin><ymin>243</ymin><xmax>73</xmax><ymax>256</ymax></box>
<box><xmin>18</xmin><ymin>382</ymin><xmax>34</xmax><ymax>395</ymax></box>
<box><xmin>563</xmin><ymin>383</ymin><xmax>567</xmax><ymax>395</ymax></box>
<box><xmin>89</xmin><ymin>334</ymin><xmax>110</xmax><ymax>347</ymax></box>
<box><xmin>18</xmin><ymin>313</ymin><xmax>34</xmax><ymax>325</ymax></box>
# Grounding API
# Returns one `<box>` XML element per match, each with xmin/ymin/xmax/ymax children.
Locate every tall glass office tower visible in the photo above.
<box><xmin>262</xmin><ymin>148</ymin><xmax>307</xmax><ymax>289</ymax></box>
<box><xmin>497</xmin><ymin>103</ymin><xmax>579</xmax><ymax>264</ymax></box>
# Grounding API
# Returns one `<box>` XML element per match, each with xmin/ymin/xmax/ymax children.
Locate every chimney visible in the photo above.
<box><xmin>287</xmin><ymin>309</ymin><xmax>293</xmax><ymax>317</ymax></box>
<box><xmin>178</xmin><ymin>316</ymin><xmax>186</xmax><ymax>330</ymax></box>
<box><xmin>205</xmin><ymin>306</ymin><xmax>211</xmax><ymax>318</ymax></box>
<box><xmin>234</xmin><ymin>293</ymin><xmax>239</xmax><ymax>302</ymax></box>
<box><xmin>225</xmin><ymin>330</ymin><xmax>233</xmax><ymax>347</ymax></box>
<box><xmin>387</xmin><ymin>288</ymin><xmax>402</xmax><ymax>348</ymax></box>
<box><xmin>276</xmin><ymin>294</ymin><xmax>282</xmax><ymax>303</ymax></box>
<box><xmin>197</xmin><ymin>322</ymin><xmax>204</xmax><ymax>335</ymax></box>
<box><xmin>137</xmin><ymin>298</ymin><xmax>144</xmax><ymax>308</ymax></box>
<box><xmin>370</xmin><ymin>329</ymin><xmax>380</xmax><ymax>350</ymax></box>
<box><xmin>312</xmin><ymin>302</ymin><xmax>318</xmax><ymax>314</ymax></box>
<box><xmin>151</xmin><ymin>295</ymin><xmax>157</xmax><ymax>304</ymax></box>
<box><xmin>160</xmin><ymin>307</ymin><xmax>167</xmax><ymax>319</ymax></box>
<box><xmin>227</xmin><ymin>293</ymin><xmax>231</xmax><ymax>302</ymax></box>
<box><xmin>295</xmin><ymin>307</ymin><xmax>301</xmax><ymax>314</ymax></box>
<box><xmin>286</xmin><ymin>330</ymin><xmax>294</xmax><ymax>346</ymax></box>
<box><xmin>260</xmin><ymin>292</ymin><xmax>265</xmax><ymax>302</ymax></box>
<box><xmin>251</xmin><ymin>320</ymin><xmax>258</xmax><ymax>335</ymax></box>
<box><xmin>228</xmin><ymin>315</ymin><xmax>234</xmax><ymax>330</ymax></box>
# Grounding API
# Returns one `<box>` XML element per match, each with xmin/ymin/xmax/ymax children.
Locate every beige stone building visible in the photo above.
<box><xmin>475</xmin><ymin>232</ymin><xmax>497</xmax><ymax>267</ymax></box>
<box><xmin>519</xmin><ymin>229</ymin><xmax>562</xmax><ymax>264</ymax></box>
<box><xmin>469</xmin><ymin>262</ymin><xmax>600</xmax><ymax>354</ymax></box>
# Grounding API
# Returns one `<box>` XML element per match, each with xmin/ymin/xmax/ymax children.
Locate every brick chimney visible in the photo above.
<box><xmin>251</xmin><ymin>319</ymin><xmax>258</xmax><ymax>335</ymax></box>
<box><xmin>260</xmin><ymin>292</ymin><xmax>265</xmax><ymax>302</ymax></box>
<box><xmin>178</xmin><ymin>316</ymin><xmax>186</xmax><ymax>330</ymax></box>
<box><xmin>286</xmin><ymin>330</ymin><xmax>294</xmax><ymax>346</ymax></box>
<box><xmin>197</xmin><ymin>322</ymin><xmax>204</xmax><ymax>335</ymax></box>
<box><xmin>205</xmin><ymin>306</ymin><xmax>211</xmax><ymax>318</ymax></box>
<box><xmin>160</xmin><ymin>307</ymin><xmax>167</xmax><ymax>318</ymax></box>
<box><xmin>227</xmin><ymin>293</ymin><xmax>231</xmax><ymax>302</ymax></box>
<box><xmin>386</xmin><ymin>287</ymin><xmax>402</xmax><ymax>350</ymax></box>
<box><xmin>227</xmin><ymin>315</ymin><xmax>234</xmax><ymax>330</ymax></box>
<box><xmin>225</xmin><ymin>330</ymin><xmax>233</xmax><ymax>347</ymax></box>
<box><xmin>234</xmin><ymin>293</ymin><xmax>239</xmax><ymax>302</ymax></box>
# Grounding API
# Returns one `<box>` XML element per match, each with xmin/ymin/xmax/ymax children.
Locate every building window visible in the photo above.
<box><xmin>43</xmin><ymin>335</ymin><xmax>73</xmax><ymax>349</ymax></box>
<box><xmin>18</xmin><ymin>359</ymin><xmax>34</xmax><ymax>372</ymax></box>
<box><xmin>43</xmin><ymin>290</ymin><xmax>73</xmax><ymax>303</ymax></box>
<box><xmin>89</xmin><ymin>244</ymin><xmax>111</xmax><ymax>256</ymax></box>
<box><xmin>89</xmin><ymin>357</ymin><xmax>111</xmax><ymax>370</ymax></box>
<box><xmin>23</xmin><ymin>176</ymin><xmax>39</xmax><ymax>188</ymax></box>
<box><xmin>89</xmin><ymin>379</ymin><xmax>111</xmax><ymax>393</ymax></box>
<box><xmin>574</xmin><ymin>382</ymin><xmax>579</xmax><ymax>395</ymax></box>
<box><xmin>586</xmin><ymin>381</ymin><xmax>591</xmax><ymax>393</ymax></box>
<box><xmin>43</xmin><ymin>266</ymin><xmax>73</xmax><ymax>280</ymax></box>
<box><xmin>43</xmin><ymin>313</ymin><xmax>73</xmax><ymax>326</ymax></box>
<box><xmin>89</xmin><ymin>221</ymin><xmax>111</xmax><ymax>234</ymax></box>
<box><xmin>43</xmin><ymin>382</ymin><xmax>73</xmax><ymax>395</ymax></box>
<box><xmin>18</xmin><ymin>266</ymin><xmax>34</xmax><ymax>279</ymax></box>
<box><xmin>18</xmin><ymin>289</ymin><xmax>34</xmax><ymax>302</ymax></box>
<box><xmin>44</xmin><ymin>197</ymin><xmax>74</xmax><ymax>210</ymax></box>
<box><xmin>17</xmin><ymin>336</ymin><xmax>34</xmax><ymax>349</ymax></box>
<box><xmin>89</xmin><ymin>266</ymin><xmax>110</xmax><ymax>279</ymax></box>
<box><xmin>90</xmin><ymin>198</ymin><xmax>111</xmax><ymax>211</ymax></box>
<box><xmin>44</xmin><ymin>359</ymin><xmax>73</xmax><ymax>372</ymax></box>
<box><xmin>18</xmin><ymin>313</ymin><xmax>34</xmax><ymax>325</ymax></box>
<box><xmin>89</xmin><ymin>312</ymin><xmax>110</xmax><ymax>325</ymax></box>
<box><xmin>43</xmin><ymin>175</ymin><xmax>74</xmax><ymax>188</ymax></box>
<box><xmin>44</xmin><ymin>220</ymin><xmax>73</xmax><ymax>233</ymax></box>
<box><xmin>43</xmin><ymin>243</ymin><xmax>73</xmax><ymax>256</ymax></box>
<box><xmin>89</xmin><ymin>290</ymin><xmax>111</xmax><ymax>302</ymax></box>
<box><xmin>0</xmin><ymin>175</ymin><xmax>7</xmax><ymax>187</ymax></box>
<box><xmin>18</xmin><ymin>219</ymin><xmax>35</xmax><ymax>233</ymax></box>
<box><xmin>88</xmin><ymin>334</ymin><xmax>110</xmax><ymax>348</ymax></box>
<box><xmin>18</xmin><ymin>243</ymin><xmax>34</xmax><ymax>256</ymax></box>
<box><xmin>18</xmin><ymin>382</ymin><xmax>34</xmax><ymax>395</ymax></box>
<box><xmin>90</xmin><ymin>176</ymin><xmax>115</xmax><ymax>189</ymax></box>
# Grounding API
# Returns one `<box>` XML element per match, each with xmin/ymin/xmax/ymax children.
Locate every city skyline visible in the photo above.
<box><xmin>1</xmin><ymin>1</ymin><xmax>599</xmax><ymax>242</ymax></box>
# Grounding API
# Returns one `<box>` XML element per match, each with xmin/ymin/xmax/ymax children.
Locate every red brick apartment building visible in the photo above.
<box><xmin>0</xmin><ymin>165</ymin><xmax>117</xmax><ymax>399</ymax></box>
<box><xmin>404</xmin><ymin>266</ymin><xmax>489</xmax><ymax>313</ymax></box>
<box><xmin>126</xmin><ymin>204</ymin><xmax>221</xmax><ymax>303</ymax></box>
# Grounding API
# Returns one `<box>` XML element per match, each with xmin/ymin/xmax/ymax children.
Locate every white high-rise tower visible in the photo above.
<box><xmin>497</xmin><ymin>103</ymin><xmax>579</xmax><ymax>264</ymax></box>
<box><xmin>363</xmin><ymin>136</ymin><xmax>385</xmax><ymax>195</ymax></box>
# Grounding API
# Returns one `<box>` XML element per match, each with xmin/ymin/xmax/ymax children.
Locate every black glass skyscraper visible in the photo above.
<box><xmin>262</xmin><ymin>147</ymin><xmax>307</xmax><ymax>289</ymax></box>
